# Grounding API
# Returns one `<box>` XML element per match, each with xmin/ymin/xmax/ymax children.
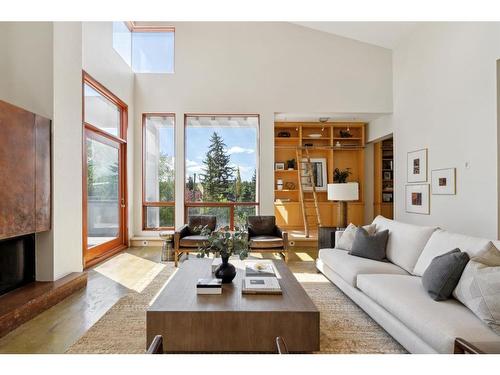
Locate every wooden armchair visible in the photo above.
<box><xmin>247</xmin><ymin>216</ymin><xmax>289</xmax><ymax>262</ymax></box>
<box><xmin>174</xmin><ymin>215</ymin><xmax>216</xmax><ymax>266</ymax></box>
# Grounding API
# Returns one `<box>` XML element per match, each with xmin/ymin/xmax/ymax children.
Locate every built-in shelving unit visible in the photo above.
<box><xmin>274</xmin><ymin>122</ymin><xmax>366</xmax><ymax>231</ymax></box>
<box><xmin>374</xmin><ymin>137</ymin><xmax>394</xmax><ymax>219</ymax></box>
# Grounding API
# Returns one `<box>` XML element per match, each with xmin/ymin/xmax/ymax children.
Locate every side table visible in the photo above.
<box><xmin>159</xmin><ymin>231</ymin><xmax>175</xmax><ymax>263</ymax></box>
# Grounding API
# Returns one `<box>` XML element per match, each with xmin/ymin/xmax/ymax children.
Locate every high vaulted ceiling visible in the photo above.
<box><xmin>293</xmin><ymin>22</ymin><xmax>419</xmax><ymax>49</ymax></box>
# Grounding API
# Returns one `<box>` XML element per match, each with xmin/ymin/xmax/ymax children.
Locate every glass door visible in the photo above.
<box><xmin>83</xmin><ymin>72</ymin><xmax>128</xmax><ymax>267</ymax></box>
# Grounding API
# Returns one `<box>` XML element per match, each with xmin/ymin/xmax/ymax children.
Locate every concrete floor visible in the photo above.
<box><xmin>0</xmin><ymin>246</ymin><xmax>318</xmax><ymax>354</ymax></box>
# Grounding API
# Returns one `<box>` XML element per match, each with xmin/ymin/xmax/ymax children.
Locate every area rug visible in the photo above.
<box><xmin>66</xmin><ymin>261</ymin><xmax>406</xmax><ymax>354</ymax></box>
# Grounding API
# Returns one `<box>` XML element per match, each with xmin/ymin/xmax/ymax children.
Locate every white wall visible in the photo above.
<box><xmin>367</xmin><ymin>115</ymin><xmax>393</xmax><ymax>143</ymax></box>
<box><xmin>133</xmin><ymin>22</ymin><xmax>393</xmax><ymax>236</ymax></box>
<box><xmin>82</xmin><ymin>22</ymin><xmax>135</xmax><ymax>242</ymax></box>
<box><xmin>393</xmin><ymin>23</ymin><xmax>500</xmax><ymax>239</ymax></box>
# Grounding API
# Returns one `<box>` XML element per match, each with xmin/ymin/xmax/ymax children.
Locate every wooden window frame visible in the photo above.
<box><xmin>142</xmin><ymin>113</ymin><xmax>176</xmax><ymax>231</ymax></box>
<box><xmin>82</xmin><ymin>71</ymin><xmax>128</xmax><ymax>268</ymax></box>
<box><xmin>125</xmin><ymin>22</ymin><xmax>175</xmax><ymax>33</ymax></box>
<box><xmin>184</xmin><ymin>113</ymin><xmax>260</xmax><ymax>230</ymax></box>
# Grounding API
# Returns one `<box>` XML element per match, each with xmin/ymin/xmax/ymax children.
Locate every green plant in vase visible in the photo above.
<box><xmin>333</xmin><ymin>168</ymin><xmax>352</xmax><ymax>183</ymax></box>
<box><xmin>197</xmin><ymin>225</ymin><xmax>249</xmax><ymax>283</ymax></box>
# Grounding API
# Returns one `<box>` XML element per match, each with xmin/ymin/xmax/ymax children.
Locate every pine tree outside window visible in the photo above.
<box><xmin>185</xmin><ymin>114</ymin><xmax>259</xmax><ymax>229</ymax></box>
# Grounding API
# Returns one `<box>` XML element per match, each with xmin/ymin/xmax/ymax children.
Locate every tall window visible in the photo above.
<box><xmin>112</xmin><ymin>22</ymin><xmax>175</xmax><ymax>73</ymax></box>
<box><xmin>143</xmin><ymin>114</ymin><xmax>175</xmax><ymax>230</ymax></box>
<box><xmin>185</xmin><ymin>115</ymin><xmax>259</xmax><ymax>229</ymax></box>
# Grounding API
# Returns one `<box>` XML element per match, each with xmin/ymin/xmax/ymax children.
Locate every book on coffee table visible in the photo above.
<box><xmin>197</xmin><ymin>278</ymin><xmax>222</xmax><ymax>295</ymax></box>
<box><xmin>242</xmin><ymin>277</ymin><xmax>282</xmax><ymax>295</ymax></box>
<box><xmin>245</xmin><ymin>261</ymin><xmax>276</xmax><ymax>277</ymax></box>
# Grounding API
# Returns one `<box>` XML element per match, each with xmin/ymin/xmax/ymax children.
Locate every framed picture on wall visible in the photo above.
<box><xmin>300</xmin><ymin>158</ymin><xmax>328</xmax><ymax>191</ymax></box>
<box><xmin>407</xmin><ymin>148</ymin><xmax>428</xmax><ymax>182</ymax></box>
<box><xmin>431</xmin><ymin>168</ymin><xmax>456</xmax><ymax>195</ymax></box>
<box><xmin>406</xmin><ymin>184</ymin><xmax>430</xmax><ymax>215</ymax></box>
<box><xmin>275</xmin><ymin>162</ymin><xmax>285</xmax><ymax>170</ymax></box>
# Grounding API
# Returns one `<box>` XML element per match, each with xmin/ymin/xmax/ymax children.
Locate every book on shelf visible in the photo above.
<box><xmin>242</xmin><ymin>277</ymin><xmax>282</xmax><ymax>295</ymax></box>
<box><xmin>245</xmin><ymin>260</ymin><xmax>276</xmax><ymax>277</ymax></box>
<box><xmin>196</xmin><ymin>278</ymin><xmax>222</xmax><ymax>295</ymax></box>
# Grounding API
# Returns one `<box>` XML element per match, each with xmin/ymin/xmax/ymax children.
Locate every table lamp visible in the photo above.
<box><xmin>327</xmin><ymin>182</ymin><xmax>359</xmax><ymax>229</ymax></box>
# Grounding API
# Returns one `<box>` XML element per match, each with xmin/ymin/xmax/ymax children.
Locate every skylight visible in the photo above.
<box><xmin>112</xmin><ymin>22</ymin><xmax>174</xmax><ymax>74</ymax></box>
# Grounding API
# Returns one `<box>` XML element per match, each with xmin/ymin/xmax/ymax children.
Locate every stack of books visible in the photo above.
<box><xmin>196</xmin><ymin>278</ymin><xmax>222</xmax><ymax>295</ymax></box>
<box><xmin>242</xmin><ymin>261</ymin><xmax>282</xmax><ymax>295</ymax></box>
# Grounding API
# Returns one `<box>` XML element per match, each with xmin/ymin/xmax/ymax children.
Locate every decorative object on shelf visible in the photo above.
<box><xmin>382</xmin><ymin>193</ymin><xmax>393</xmax><ymax>202</ymax></box>
<box><xmin>197</xmin><ymin>226</ymin><xmax>249</xmax><ymax>283</ymax></box>
<box><xmin>286</xmin><ymin>158</ymin><xmax>296</xmax><ymax>170</ymax></box>
<box><xmin>327</xmin><ymin>182</ymin><xmax>359</xmax><ymax>229</ymax></box>
<box><xmin>333</xmin><ymin>168</ymin><xmax>352</xmax><ymax>183</ymax></box>
<box><xmin>284</xmin><ymin>182</ymin><xmax>295</xmax><ymax>190</ymax></box>
<box><xmin>431</xmin><ymin>168</ymin><xmax>456</xmax><ymax>195</ymax></box>
<box><xmin>405</xmin><ymin>184</ymin><xmax>430</xmax><ymax>214</ymax></box>
<box><xmin>383</xmin><ymin>171</ymin><xmax>392</xmax><ymax>180</ymax></box>
<box><xmin>276</xmin><ymin>179</ymin><xmax>283</xmax><ymax>190</ymax></box>
<box><xmin>277</xmin><ymin>131</ymin><xmax>290</xmax><ymax>138</ymax></box>
<box><xmin>301</xmin><ymin>158</ymin><xmax>328</xmax><ymax>191</ymax></box>
<box><xmin>382</xmin><ymin>160</ymin><xmax>393</xmax><ymax>170</ymax></box>
<box><xmin>275</xmin><ymin>162</ymin><xmax>285</xmax><ymax>170</ymax></box>
<box><xmin>339</xmin><ymin>128</ymin><xmax>352</xmax><ymax>138</ymax></box>
<box><xmin>335</xmin><ymin>141</ymin><xmax>341</xmax><ymax>147</ymax></box>
<box><xmin>304</xmin><ymin>143</ymin><xmax>313</xmax><ymax>147</ymax></box>
<box><xmin>407</xmin><ymin>148</ymin><xmax>428</xmax><ymax>182</ymax></box>
<box><xmin>308</xmin><ymin>133</ymin><xmax>322</xmax><ymax>138</ymax></box>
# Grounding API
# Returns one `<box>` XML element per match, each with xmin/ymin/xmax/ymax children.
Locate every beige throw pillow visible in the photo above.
<box><xmin>337</xmin><ymin>223</ymin><xmax>376</xmax><ymax>251</ymax></box>
<box><xmin>453</xmin><ymin>245</ymin><xmax>500</xmax><ymax>335</ymax></box>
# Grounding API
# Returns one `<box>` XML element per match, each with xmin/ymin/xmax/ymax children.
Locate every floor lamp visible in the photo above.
<box><xmin>327</xmin><ymin>182</ymin><xmax>359</xmax><ymax>230</ymax></box>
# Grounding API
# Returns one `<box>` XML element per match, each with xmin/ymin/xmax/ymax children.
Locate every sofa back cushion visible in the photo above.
<box><xmin>372</xmin><ymin>215</ymin><xmax>437</xmax><ymax>273</ymax></box>
<box><xmin>413</xmin><ymin>229</ymin><xmax>492</xmax><ymax>276</ymax></box>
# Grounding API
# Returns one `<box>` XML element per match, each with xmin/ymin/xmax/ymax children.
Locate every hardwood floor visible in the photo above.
<box><xmin>0</xmin><ymin>246</ymin><xmax>318</xmax><ymax>353</ymax></box>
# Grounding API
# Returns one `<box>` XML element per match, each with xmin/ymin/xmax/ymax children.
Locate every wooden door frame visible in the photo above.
<box><xmin>82</xmin><ymin>71</ymin><xmax>128</xmax><ymax>268</ymax></box>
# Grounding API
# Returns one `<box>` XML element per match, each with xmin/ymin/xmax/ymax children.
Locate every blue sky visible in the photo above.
<box><xmin>159</xmin><ymin>127</ymin><xmax>257</xmax><ymax>182</ymax></box>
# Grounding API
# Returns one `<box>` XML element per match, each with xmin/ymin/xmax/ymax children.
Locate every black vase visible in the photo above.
<box><xmin>215</xmin><ymin>256</ymin><xmax>236</xmax><ymax>283</ymax></box>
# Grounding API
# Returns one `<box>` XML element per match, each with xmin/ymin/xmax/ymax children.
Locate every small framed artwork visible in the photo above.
<box><xmin>406</xmin><ymin>184</ymin><xmax>430</xmax><ymax>215</ymax></box>
<box><xmin>382</xmin><ymin>193</ymin><xmax>393</xmax><ymax>202</ymax></box>
<box><xmin>407</xmin><ymin>149</ymin><xmax>428</xmax><ymax>182</ymax></box>
<box><xmin>431</xmin><ymin>168</ymin><xmax>456</xmax><ymax>195</ymax></box>
<box><xmin>383</xmin><ymin>171</ymin><xmax>392</xmax><ymax>180</ymax></box>
<box><xmin>275</xmin><ymin>162</ymin><xmax>285</xmax><ymax>170</ymax></box>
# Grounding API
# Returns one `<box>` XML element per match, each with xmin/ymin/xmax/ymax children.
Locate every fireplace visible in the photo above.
<box><xmin>0</xmin><ymin>234</ymin><xmax>35</xmax><ymax>296</ymax></box>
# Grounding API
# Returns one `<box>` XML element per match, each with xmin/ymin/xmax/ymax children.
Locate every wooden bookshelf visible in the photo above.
<box><xmin>274</xmin><ymin>122</ymin><xmax>366</xmax><ymax>231</ymax></box>
<box><xmin>374</xmin><ymin>137</ymin><xmax>394</xmax><ymax>219</ymax></box>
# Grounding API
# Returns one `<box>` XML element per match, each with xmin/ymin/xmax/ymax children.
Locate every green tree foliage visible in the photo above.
<box><xmin>201</xmin><ymin>132</ymin><xmax>234</xmax><ymax>201</ymax></box>
<box><xmin>158</xmin><ymin>153</ymin><xmax>175</xmax><ymax>226</ymax></box>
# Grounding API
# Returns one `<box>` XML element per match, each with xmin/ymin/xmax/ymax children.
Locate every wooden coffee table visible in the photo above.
<box><xmin>146</xmin><ymin>259</ymin><xmax>320</xmax><ymax>353</ymax></box>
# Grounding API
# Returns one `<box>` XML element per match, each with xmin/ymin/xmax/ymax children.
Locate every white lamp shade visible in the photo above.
<box><xmin>327</xmin><ymin>182</ymin><xmax>359</xmax><ymax>201</ymax></box>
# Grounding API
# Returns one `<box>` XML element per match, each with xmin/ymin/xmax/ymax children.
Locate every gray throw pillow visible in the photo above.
<box><xmin>422</xmin><ymin>249</ymin><xmax>470</xmax><ymax>301</ymax></box>
<box><xmin>349</xmin><ymin>227</ymin><xmax>389</xmax><ymax>261</ymax></box>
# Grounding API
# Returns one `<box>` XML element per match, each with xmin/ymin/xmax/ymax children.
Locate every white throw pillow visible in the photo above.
<box><xmin>453</xmin><ymin>245</ymin><xmax>500</xmax><ymax>335</ymax></box>
<box><xmin>413</xmin><ymin>229</ymin><xmax>492</xmax><ymax>276</ymax></box>
<box><xmin>337</xmin><ymin>223</ymin><xmax>376</xmax><ymax>251</ymax></box>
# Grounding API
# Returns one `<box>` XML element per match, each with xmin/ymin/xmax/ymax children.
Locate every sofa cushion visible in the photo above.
<box><xmin>413</xmin><ymin>229</ymin><xmax>492</xmax><ymax>276</ymax></box>
<box><xmin>180</xmin><ymin>235</ymin><xmax>209</xmax><ymax>248</ymax></box>
<box><xmin>318</xmin><ymin>248</ymin><xmax>408</xmax><ymax>287</ymax></box>
<box><xmin>453</xmin><ymin>245</ymin><xmax>500</xmax><ymax>335</ymax></box>
<box><xmin>372</xmin><ymin>216</ymin><xmax>437</xmax><ymax>273</ymax></box>
<box><xmin>356</xmin><ymin>274</ymin><xmax>500</xmax><ymax>353</ymax></box>
<box><xmin>249</xmin><ymin>235</ymin><xmax>283</xmax><ymax>249</ymax></box>
<box><xmin>349</xmin><ymin>228</ymin><xmax>389</xmax><ymax>261</ymax></box>
<box><xmin>422</xmin><ymin>249</ymin><xmax>470</xmax><ymax>301</ymax></box>
<box><xmin>337</xmin><ymin>223</ymin><xmax>376</xmax><ymax>251</ymax></box>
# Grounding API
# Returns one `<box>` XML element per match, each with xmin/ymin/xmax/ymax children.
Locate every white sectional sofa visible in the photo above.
<box><xmin>316</xmin><ymin>215</ymin><xmax>500</xmax><ymax>353</ymax></box>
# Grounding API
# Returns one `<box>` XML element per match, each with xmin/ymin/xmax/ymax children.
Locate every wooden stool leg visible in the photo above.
<box><xmin>175</xmin><ymin>250</ymin><xmax>179</xmax><ymax>267</ymax></box>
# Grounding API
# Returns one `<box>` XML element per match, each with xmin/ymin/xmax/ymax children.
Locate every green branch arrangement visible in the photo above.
<box><xmin>333</xmin><ymin>168</ymin><xmax>352</xmax><ymax>183</ymax></box>
<box><xmin>197</xmin><ymin>225</ymin><xmax>249</xmax><ymax>260</ymax></box>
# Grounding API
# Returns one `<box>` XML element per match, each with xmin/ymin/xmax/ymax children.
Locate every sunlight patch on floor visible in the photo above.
<box><xmin>294</xmin><ymin>252</ymin><xmax>314</xmax><ymax>261</ymax></box>
<box><xmin>94</xmin><ymin>253</ymin><xmax>165</xmax><ymax>292</ymax></box>
<box><xmin>292</xmin><ymin>272</ymin><xmax>330</xmax><ymax>283</ymax></box>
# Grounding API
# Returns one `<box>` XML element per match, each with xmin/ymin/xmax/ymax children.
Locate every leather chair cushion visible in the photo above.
<box><xmin>180</xmin><ymin>235</ymin><xmax>209</xmax><ymax>248</ymax></box>
<box><xmin>248</xmin><ymin>216</ymin><xmax>276</xmax><ymax>236</ymax></box>
<box><xmin>250</xmin><ymin>235</ymin><xmax>284</xmax><ymax>249</ymax></box>
<box><xmin>188</xmin><ymin>215</ymin><xmax>216</xmax><ymax>233</ymax></box>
